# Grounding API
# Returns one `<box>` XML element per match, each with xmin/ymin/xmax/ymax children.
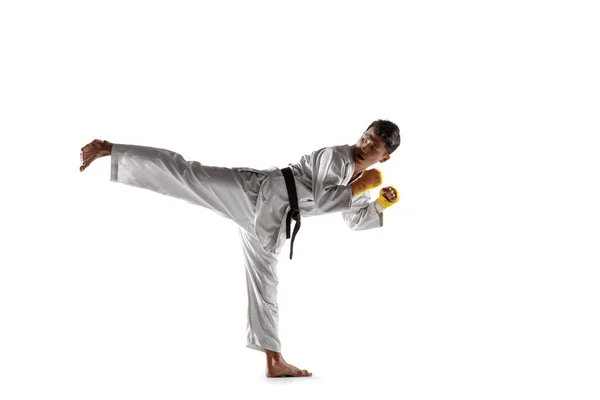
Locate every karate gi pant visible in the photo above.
<box><xmin>110</xmin><ymin>144</ymin><xmax>282</xmax><ymax>353</ymax></box>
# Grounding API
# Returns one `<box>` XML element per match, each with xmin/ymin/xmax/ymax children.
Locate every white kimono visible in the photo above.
<box><xmin>110</xmin><ymin>143</ymin><xmax>384</xmax><ymax>353</ymax></box>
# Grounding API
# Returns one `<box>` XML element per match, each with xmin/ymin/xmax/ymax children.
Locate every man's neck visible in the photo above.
<box><xmin>350</xmin><ymin>169</ymin><xmax>363</xmax><ymax>182</ymax></box>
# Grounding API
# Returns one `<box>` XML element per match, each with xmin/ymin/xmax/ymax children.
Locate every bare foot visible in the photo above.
<box><xmin>80</xmin><ymin>139</ymin><xmax>112</xmax><ymax>172</ymax></box>
<box><xmin>265</xmin><ymin>350</ymin><xmax>312</xmax><ymax>378</ymax></box>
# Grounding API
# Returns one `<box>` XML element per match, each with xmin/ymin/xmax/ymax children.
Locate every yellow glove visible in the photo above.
<box><xmin>351</xmin><ymin>169</ymin><xmax>383</xmax><ymax>196</ymax></box>
<box><xmin>375</xmin><ymin>186</ymin><xmax>400</xmax><ymax>210</ymax></box>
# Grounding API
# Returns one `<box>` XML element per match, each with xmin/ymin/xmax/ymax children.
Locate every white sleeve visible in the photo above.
<box><xmin>310</xmin><ymin>147</ymin><xmax>353</xmax><ymax>212</ymax></box>
<box><xmin>342</xmin><ymin>191</ymin><xmax>384</xmax><ymax>230</ymax></box>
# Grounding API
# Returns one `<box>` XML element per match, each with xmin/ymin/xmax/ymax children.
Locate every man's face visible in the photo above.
<box><xmin>353</xmin><ymin>127</ymin><xmax>391</xmax><ymax>169</ymax></box>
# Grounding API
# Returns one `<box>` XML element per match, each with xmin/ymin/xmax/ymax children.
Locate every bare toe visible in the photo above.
<box><xmin>80</xmin><ymin>139</ymin><xmax>108</xmax><ymax>171</ymax></box>
<box><xmin>265</xmin><ymin>352</ymin><xmax>312</xmax><ymax>378</ymax></box>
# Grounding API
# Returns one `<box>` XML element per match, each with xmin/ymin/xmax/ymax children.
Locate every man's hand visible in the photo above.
<box><xmin>375</xmin><ymin>186</ymin><xmax>400</xmax><ymax>211</ymax></box>
<box><xmin>381</xmin><ymin>186</ymin><xmax>398</xmax><ymax>202</ymax></box>
<box><xmin>351</xmin><ymin>169</ymin><xmax>383</xmax><ymax>196</ymax></box>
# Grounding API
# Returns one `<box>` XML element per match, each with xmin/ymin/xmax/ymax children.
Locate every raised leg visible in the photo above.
<box><xmin>80</xmin><ymin>141</ymin><xmax>266</xmax><ymax>232</ymax></box>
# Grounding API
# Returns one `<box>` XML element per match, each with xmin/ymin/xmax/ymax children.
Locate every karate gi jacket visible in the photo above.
<box><xmin>234</xmin><ymin>144</ymin><xmax>384</xmax><ymax>255</ymax></box>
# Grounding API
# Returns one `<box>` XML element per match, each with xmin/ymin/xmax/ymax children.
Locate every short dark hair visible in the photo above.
<box><xmin>366</xmin><ymin>119</ymin><xmax>400</xmax><ymax>155</ymax></box>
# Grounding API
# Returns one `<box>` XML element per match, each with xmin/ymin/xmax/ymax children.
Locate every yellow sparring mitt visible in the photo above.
<box><xmin>375</xmin><ymin>186</ymin><xmax>400</xmax><ymax>210</ymax></box>
<box><xmin>351</xmin><ymin>168</ymin><xmax>383</xmax><ymax>196</ymax></box>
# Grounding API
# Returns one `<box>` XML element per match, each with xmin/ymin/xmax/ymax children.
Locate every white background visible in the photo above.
<box><xmin>1</xmin><ymin>0</ymin><xmax>599</xmax><ymax>399</ymax></box>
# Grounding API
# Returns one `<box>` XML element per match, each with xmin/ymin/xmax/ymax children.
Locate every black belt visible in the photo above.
<box><xmin>281</xmin><ymin>167</ymin><xmax>301</xmax><ymax>260</ymax></box>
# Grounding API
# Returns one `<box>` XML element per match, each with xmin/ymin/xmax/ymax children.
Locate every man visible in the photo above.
<box><xmin>79</xmin><ymin>119</ymin><xmax>401</xmax><ymax>377</ymax></box>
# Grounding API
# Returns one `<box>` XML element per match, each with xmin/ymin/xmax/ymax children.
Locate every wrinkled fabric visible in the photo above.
<box><xmin>109</xmin><ymin>142</ymin><xmax>384</xmax><ymax>353</ymax></box>
<box><xmin>110</xmin><ymin>144</ymin><xmax>268</xmax><ymax>234</ymax></box>
<box><xmin>254</xmin><ymin>144</ymin><xmax>384</xmax><ymax>254</ymax></box>
<box><xmin>238</xmin><ymin>228</ymin><xmax>281</xmax><ymax>352</ymax></box>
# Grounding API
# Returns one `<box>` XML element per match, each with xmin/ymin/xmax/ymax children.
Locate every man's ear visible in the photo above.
<box><xmin>379</xmin><ymin>154</ymin><xmax>391</xmax><ymax>163</ymax></box>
